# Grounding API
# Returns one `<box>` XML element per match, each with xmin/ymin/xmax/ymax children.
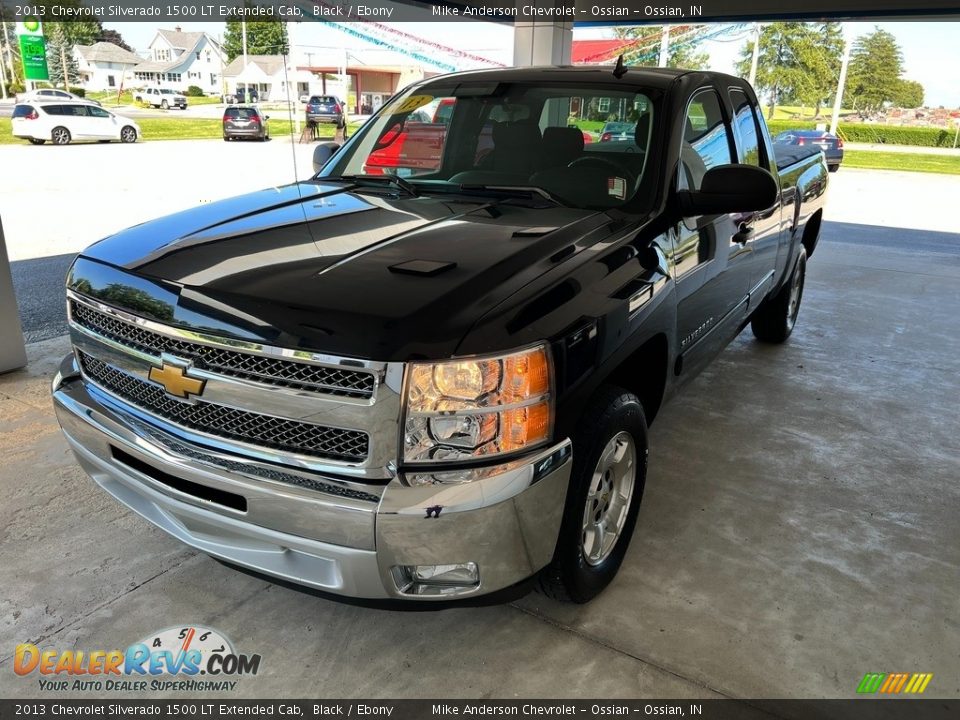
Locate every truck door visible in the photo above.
<box><xmin>672</xmin><ymin>88</ymin><xmax>753</xmax><ymax>379</ymax></box>
<box><xmin>727</xmin><ymin>87</ymin><xmax>782</xmax><ymax>308</ymax></box>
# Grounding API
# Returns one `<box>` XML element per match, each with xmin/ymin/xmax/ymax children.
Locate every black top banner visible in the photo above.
<box><xmin>5</xmin><ymin>0</ymin><xmax>960</xmax><ymax>24</ymax></box>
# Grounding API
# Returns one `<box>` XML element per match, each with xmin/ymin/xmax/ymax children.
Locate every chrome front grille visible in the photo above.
<box><xmin>69</xmin><ymin>300</ymin><xmax>375</xmax><ymax>398</ymax></box>
<box><xmin>77</xmin><ymin>351</ymin><xmax>370</xmax><ymax>463</ymax></box>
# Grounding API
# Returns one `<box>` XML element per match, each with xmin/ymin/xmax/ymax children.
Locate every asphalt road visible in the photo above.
<box><xmin>10</xmin><ymin>253</ymin><xmax>75</xmax><ymax>343</ymax></box>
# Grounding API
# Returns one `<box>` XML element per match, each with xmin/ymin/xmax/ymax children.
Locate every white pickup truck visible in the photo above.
<box><xmin>134</xmin><ymin>87</ymin><xmax>187</xmax><ymax>110</ymax></box>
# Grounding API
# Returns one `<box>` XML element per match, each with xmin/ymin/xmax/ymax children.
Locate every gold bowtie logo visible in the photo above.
<box><xmin>148</xmin><ymin>362</ymin><xmax>206</xmax><ymax>399</ymax></box>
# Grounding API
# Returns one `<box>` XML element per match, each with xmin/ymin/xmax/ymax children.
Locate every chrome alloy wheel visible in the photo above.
<box><xmin>786</xmin><ymin>258</ymin><xmax>805</xmax><ymax>331</ymax></box>
<box><xmin>582</xmin><ymin>431</ymin><xmax>636</xmax><ymax>566</ymax></box>
<box><xmin>51</xmin><ymin>127</ymin><xmax>71</xmax><ymax>145</ymax></box>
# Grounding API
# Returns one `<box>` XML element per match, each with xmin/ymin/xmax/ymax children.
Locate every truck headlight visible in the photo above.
<box><xmin>402</xmin><ymin>344</ymin><xmax>553</xmax><ymax>464</ymax></box>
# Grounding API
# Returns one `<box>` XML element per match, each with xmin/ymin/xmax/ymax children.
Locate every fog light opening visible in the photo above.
<box><xmin>392</xmin><ymin>563</ymin><xmax>480</xmax><ymax>596</ymax></box>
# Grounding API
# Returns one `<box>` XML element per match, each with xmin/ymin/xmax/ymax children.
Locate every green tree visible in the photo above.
<box><xmin>892</xmin><ymin>79</ymin><xmax>924</xmax><ymax>109</ymax></box>
<box><xmin>97</xmin><ymin>28</ymin><xmax>134</xmax><ymax>53</ymax></box>
<box><xmin>843</xmin><ymin>28</ymin><xmax>904</xmax><ymax>112</ymax></box>
<box><xmin>791</xmin><ymin>22</ymin><xmax>844</xmax><ymax>118</ymax></box>
<box><xmin>223</xmin><ymin>20</ymin><xmax>289</xmax><ymax>62</ymax></box>
<box><xmin>612</xmin><ymin>26</ymin><xmax>710</xmax><ymax>70</ymax></box>
<box><xmin>45</xmin><ymin>23</ymin><xmax>78</xmax><ymax>88</ymax></box>
<box><xmin>735</xmin><ymin>23</ymin><xmax>816</xmax><ymax>119</ymax></box>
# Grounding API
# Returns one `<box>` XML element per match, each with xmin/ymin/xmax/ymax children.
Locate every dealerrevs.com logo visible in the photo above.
<box><xmin>14</xmin><ymin>626</ymin><xmax>261</xmax><ymax>693</ymax></box>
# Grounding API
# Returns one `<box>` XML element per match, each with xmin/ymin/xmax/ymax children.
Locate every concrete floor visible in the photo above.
<box><xmin>1</xmin><ymin>174</ymin><xmax>958</xmax><ymax>706</ymax></box>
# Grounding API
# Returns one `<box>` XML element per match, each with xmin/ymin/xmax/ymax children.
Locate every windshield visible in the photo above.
<box><xmin>320</xmin><ymin>81</ymin><xmax>657</xmax><ymax>210</ymax></box>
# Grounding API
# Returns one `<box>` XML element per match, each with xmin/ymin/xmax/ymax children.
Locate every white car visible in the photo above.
<box><xmin>15</xmin><ymin>88</ymin><xmax>102</xmax><ymax>106</ymax></box>
<box><xmin>134</xmin><ymin>87</ymin><xmax>187</xmax><ymax>110</ymax></box>
<box><xmin>12</xmin><ymin>101</ymin><xmax>140</xmax><ymax>145</ymax></box>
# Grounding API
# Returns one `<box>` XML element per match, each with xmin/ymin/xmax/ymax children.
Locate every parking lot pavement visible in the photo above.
<box><xmin>1</xmin><ymin>163</ymin><xmax>958</xmax><ymax>702</ymax></box>
<box><xmin>0</xmin><ymin>139</ymin><xmax>320</xmax><ymax>263</ymax></box>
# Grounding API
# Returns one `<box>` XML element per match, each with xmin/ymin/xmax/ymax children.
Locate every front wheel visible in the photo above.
<box><xmin>751</xmin><ymin>247</ymin><xmax>807</xmax><ymax>343</ymax></box>
<box><xmin>120</xmin><ymin>126</ymin><xmax>137</xmax><ymax>143</ymax></box>
<box><xmin>538</xmin><ymin>386</ymin><xmax>648</xmax><ymax>603</ymax></box>
<box><xmin>28</xmin><ymin>138</ymin><xmax>45</xmax><ymax>145</ymax></box>
<box><xmin>51</xmin><ymin>126</ymin><xmax>71</xmax><ymax>145</ymax></box>
<box><xmin>160</xmin><ymin>100</ymin><xmax>168</xmax><ymax>110</ymax></box>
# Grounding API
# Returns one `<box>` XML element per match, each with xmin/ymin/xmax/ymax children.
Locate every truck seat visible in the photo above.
<box><xmin>539</xmin><ymin>127</ymin><xmax>584</xmax><ymax>169</ymax></box>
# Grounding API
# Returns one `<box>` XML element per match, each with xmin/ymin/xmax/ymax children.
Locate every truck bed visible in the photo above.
<box><xmin>772</xmin><ymin>143</ymin><xmax>823</xmax><ymax>172</ymax></box>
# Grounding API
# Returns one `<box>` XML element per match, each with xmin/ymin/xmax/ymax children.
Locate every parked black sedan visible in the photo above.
<box><xmin>222</xmin><ymin>105</ymin><xmax>270</xmax><ymax>141</ymax></box>
<box><xmin>774</xmin><ymin>130</ymin><xmax>844</xmax><ymax>172</ymax></box>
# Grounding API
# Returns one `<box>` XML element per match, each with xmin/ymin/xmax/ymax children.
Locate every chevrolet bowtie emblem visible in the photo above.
<box><xmin>148</xmin><ymin>362</ymin><xmax>206</xmax><ymax>399</ymax></box>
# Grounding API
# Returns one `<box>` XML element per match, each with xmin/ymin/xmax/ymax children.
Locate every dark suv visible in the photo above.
<box><xmin>305</xmin><ymin>95</ymin><xmax>345</xmax><ymax>127</ymax></box>
<box><xmin>222</xmin><ymin>105</ymin><xmax>269</xmax><ymax>141</ymax></box>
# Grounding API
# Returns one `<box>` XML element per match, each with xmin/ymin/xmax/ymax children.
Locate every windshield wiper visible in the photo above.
<box><xmin>326</xmin><ymin>174</ymin><xmax>419</xmax><ymax>197</ymax></box>
<box><xmin>456</xmin><ymin>184</ymin><xmax>566</xmax><ymax>206</ymax></box>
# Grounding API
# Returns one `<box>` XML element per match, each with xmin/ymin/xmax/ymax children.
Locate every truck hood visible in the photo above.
<box><xmin>70</xmin><ymin>181</ymin><xmax>615</xmax><ymax>360</ymax></box>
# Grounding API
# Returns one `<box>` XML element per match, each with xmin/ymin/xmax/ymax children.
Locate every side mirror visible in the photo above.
<box><xmin>676</xmin><ymin>164</ymin><xmax>777</xmax><ymax>216</ymax></box>
<box><xmin>263</xmin><ymin>115</ymin><xmax>270</xmax><ymax>120</ymax></box>
<box><xmin>312</xmin><ymin>142</ymin><xmax>341</xmax><ymax>172</ymax></box>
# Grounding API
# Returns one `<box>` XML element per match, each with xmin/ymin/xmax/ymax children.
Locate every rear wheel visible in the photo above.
<box><xmin>51</xmin><ymin>126</ymin><xmax>71</xmax><ymax>145</ymax></box>
<box><xmin>751</xmin><ymin>247</ymin><xmax>807</xmax><ymax>343</ymax></box>
<box><xmin>120</xmin><ymin>126</ymin><xmax>137</xmax><ymax>143</ymax></box>
<box><xmin>538</xmin><ymin>385</ymin><xmax>648</xmax><ymax>603</ymax></box>
<box><xmin>28</xmin><ymin>138</ymin><xmax>45</xmax><ymax>145</ymax></box>
<box><xmin>828</xmin><ymin>164</ymin><xmax>840</xmax><ymax>173</ymax></box>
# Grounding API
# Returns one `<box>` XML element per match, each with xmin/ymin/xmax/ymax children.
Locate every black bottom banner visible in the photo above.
<box><xmin>2</xmin><ymin>700</ymin><xmax>960</xmax><ymax>720</ymax></box>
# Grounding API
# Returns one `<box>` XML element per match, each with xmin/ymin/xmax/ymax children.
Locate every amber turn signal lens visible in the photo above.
<box><xmin>501</xmin><ymin>401</ymin><xmax>551</xmax><ymax>452</ymax></box>
<box><xmin>503</xmin><ymin>346</ymin><xmax>550</xmax><ymax>402</ymax></box>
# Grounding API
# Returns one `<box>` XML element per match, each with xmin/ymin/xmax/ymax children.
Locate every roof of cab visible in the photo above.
<box><xmin>414</xmin><ymin>65</ymin><xmax>701</xmax><ymax>90</ymax></box>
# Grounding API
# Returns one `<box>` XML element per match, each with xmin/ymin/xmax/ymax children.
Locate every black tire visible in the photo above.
<box><xmin>223</xmin><ymin>135</ymin><xmax>230</xmax><ymax>141</ymax></box>
<box><xmin>828</xmin><ymin>164</ymin><xmax>840</xmax><ymax>173</ymax></box>
<box><xmin>751</xmin><ymin>247</ymin><xmax>807</xmax><ymax>344</ymax></box>
<box><xmin>28</xmin><ymin>138</ymin><xmax>45</xmax><ymax>145</ymax></box>
<box><xmin>120</xmin><ymin>126</ymin><xmax>137</xmax><ymax>143</ymax></box>
<box><xmin>51</xmin><ymin>126</ymin><xmax>71</xmax><ymax>145</ymax></box>
<box><xmin>538</xmin><ymin>385</ymin><xmax>648</xmax><ymax>603</ymax></box>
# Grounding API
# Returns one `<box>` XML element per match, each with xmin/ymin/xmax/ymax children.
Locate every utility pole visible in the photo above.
<box><xmin>60</xmin><ymin>43</ymin><xmax>69</xmax><ymax>89</ymax></box>
<box><xmin>0</xmin><ymin>36</ymin><xmax>7</xmax><ymax>99</ymax></box>
<box><xmin>748</xmin><ymin>23</ymin><xmax>760</xmax><ymax>87</ymax></box>
<box><xmin>657</xmin><ymin>26</ymin><xmax>670</xmax><ymax>68</ymax></box>
<box><xmin>241</xmin><ymin>20</ymin><xmax>248</xmax><ymax>102</ymax></box>
<box><xmin>830</xmin><ymin>24</ymin><xmax>853</xmax><ymax>137</ymax></box>
<box><xmin>1</xmin><ymin>19</ymin><xmax>16</xmax><ymax>91</ymax></box>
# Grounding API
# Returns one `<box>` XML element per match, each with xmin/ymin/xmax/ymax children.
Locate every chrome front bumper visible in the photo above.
<box><xmin>52</xmin><ymin>354</ymin><xmax>572</xmax><ymax>601</ymax></box>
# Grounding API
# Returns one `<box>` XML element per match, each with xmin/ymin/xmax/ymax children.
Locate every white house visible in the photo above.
<box><xmin>223</xmin><ymin>51</ymin><xmax>429</xmax><ymax>112</ymax></box>
<box><xmin>73</xmin><ymin>42</ymin><xmax>143</xmax><ymax>92</ymax></box>
<box><xmin>223</xmin><ymin>55</ymin><xmax>328</xmax><ymax>103</ymax></box>
<box><xmin>132</xmin><ymin>28</ymin><xmax>226</xmax><ymax>94</ymax></box>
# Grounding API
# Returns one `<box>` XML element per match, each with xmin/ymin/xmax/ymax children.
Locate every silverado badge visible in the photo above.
<box><xmin>148</xmin><ymin>362</ymin><xmax>206</xmax><ymax>399</ymax></box>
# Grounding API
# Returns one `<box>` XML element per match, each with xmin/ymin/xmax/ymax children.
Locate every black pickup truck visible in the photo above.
<box><xmin>52</xmin><ymin>67</ymin><xmax>827</xmax><ymax>604</ymax></box>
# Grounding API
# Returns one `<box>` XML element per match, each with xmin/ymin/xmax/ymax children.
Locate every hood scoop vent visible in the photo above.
<box><xmin>388</xmin><ymin>260</ymin><xmax>457</xmax><ymax>277</ymax></box>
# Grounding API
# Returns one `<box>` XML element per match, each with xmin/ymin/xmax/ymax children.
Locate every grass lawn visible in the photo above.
<box><xmin>87</xmin><ymin>90</ymin><xmax>223</xmax><ymax>108</ymax></box>
<box><xmin>4</xmin><ymin>118</ymin><xmax>956</xmax><ymax>176</ymax></box>
<box><xmin>761</xmin><ymin>105</ymin><xmax>857</xmax><ymax>121</ymax></box>
<box><xmin>0</xmin><ymin>117</ymin><xmax>362</xmax><ymax>143</ymax></box>
<box><xmin>842</xmin><ymin>150</ymin><xmax>960</xmax><ymax>175</ymax></box>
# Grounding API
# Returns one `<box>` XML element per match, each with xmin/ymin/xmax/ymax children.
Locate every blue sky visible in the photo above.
<box><xmin>108</xmin><ymin>20</ymin><xmax>960</xmax><ymax>107</ymax></box>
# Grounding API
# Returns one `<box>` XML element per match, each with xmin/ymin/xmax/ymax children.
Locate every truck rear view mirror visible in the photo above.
<box><xmin>313</xmin><ymin>142</ymin><xmax>342</xmax><ymax>172</ymax></box>
<box><xmin>677</xmin><ymin>164</ymin><xmax>778</xmax><ymax>216</ymax></box>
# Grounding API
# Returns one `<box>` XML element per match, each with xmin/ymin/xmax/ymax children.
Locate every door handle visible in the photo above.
<box><xmin>733</xmin><ymin>222</ymin><xmax>754</xmax><ymax>245</ymax></box>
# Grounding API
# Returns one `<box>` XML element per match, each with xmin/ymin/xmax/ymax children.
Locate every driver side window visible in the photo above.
<box><xmin>680</xmin><ymin>90</ymin><xmax>733</xmax><ymax>192</ymax></box>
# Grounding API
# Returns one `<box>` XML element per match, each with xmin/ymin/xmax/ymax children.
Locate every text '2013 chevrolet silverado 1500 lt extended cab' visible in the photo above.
<box><xmin>52</xmin><ymin>66</ymin><xmax>827</xmax><ymax>604</ymax></box>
